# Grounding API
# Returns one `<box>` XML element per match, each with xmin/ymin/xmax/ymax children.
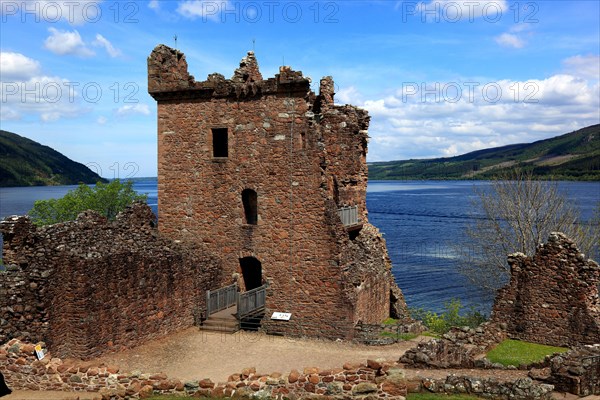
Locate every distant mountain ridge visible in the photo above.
<box><xmin>368</xmin><ymin>124</ymin><xmax>600</xmax><ymax>181</ymax></box>
<box><xmin>0</xmin><ymin>130</ymin><xmax>106</xmax><ymax>187</ymax></box>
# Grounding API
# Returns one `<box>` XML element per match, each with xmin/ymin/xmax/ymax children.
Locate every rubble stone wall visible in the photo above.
<box><xmin>0</xmin><ymin>204</ymin><xmax>222</xmax><ymax>359</ymax></box>
<box><xmin>548</xmin><ymin>345</ymin><xmax>600</xmax><ymax>396</ymax></box>
<box><xmin>400</xmin><ymin>323</ymin><xmax>507</xmax><ymax>369</ymax></box>
<box><xmin>491</xmin><ymin>232</ymin><xmax>600</xmax><ymax>347</ymax></box>
<box><xmin>148</xmin><ymin>44</ymin><xmax>411</xmax><ymax>337</ymax></box>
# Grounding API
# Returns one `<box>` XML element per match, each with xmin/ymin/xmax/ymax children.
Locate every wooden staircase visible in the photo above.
<box><xmin>199</xmin><ymin>305</ymin><xmax>239</xmax><ymax>333</ymax></box>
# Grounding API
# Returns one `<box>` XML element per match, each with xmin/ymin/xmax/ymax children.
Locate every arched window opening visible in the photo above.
<box><xmin>242</xmin><ymin>189</ymin><xmax>258</xmax><ymax>225</ymax></box>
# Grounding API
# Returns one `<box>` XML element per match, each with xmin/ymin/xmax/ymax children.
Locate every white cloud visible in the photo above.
<box><xmin>0</xmin><ymin>0</ymin><xmax>103</xmax><ymax>25</ymax></box>
<box><xmin>563</xmin><ymin>55</ymin><xmax>600</xmax><ymax>81</ymax></box>
<box><xmin>93</xmin><ymin>34</ymin><xmax>121</xmax><ymax>58</ymax></box>
<box><xmin>148</xmin><ymin>0</ymin><xmax>160</xmax><ymax>10</ymax></box>
<box><xmin>115</xmin><ymin>104</ymin><xmax>151</xmax><ymax>117</ymax></box>
<box><xmin>44</xmin><ymin>28</ymin><xmax>95</xmax><ymax>57</ymax></box>
<box><xmin>0</xmin><ymin>52</ymin><xmax>41</xmax><ymax>81</ymax></box>
<box><xmin>495</xmin><ymin>33</ymin><xmax>525</xmax><ymax>49</ymax></box>
<box><xmin>495</xmin><ymin>24</ymin><xmax>532</xmax><ymax>49</ymax></box>
<box><xmin>176</xmin><ymin>0</ymin><xmax>231</xmax><ymax>20</ymax></box>
<box><xmin>0</xmin><ymin>53</ymin><xmax>91</xmax><ymax>122</ymax></box>
<box><xmin>349</xmin><ymin>73</ymin><xmax>599</xmax><ymax>161</ymax></box>
<box><xmin>336</xmin><ymin>86</ymin><xmax>363</xmax><ymax>105</ymax></box>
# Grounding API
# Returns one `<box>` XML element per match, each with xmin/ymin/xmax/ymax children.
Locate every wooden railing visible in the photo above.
<box><xmin>237</xmin><ymin>284</ymin><xmax>267</xmax><ymax>319</ymax></box>
<box><xmin>338</xmin><ymin>205</ymin><xmax>359</xmax><ymax>227</ymax></box>
<box><xmin>206</xmin><ymin>283</ymin><xmax>238</xmax><ymax>317</ymax></box>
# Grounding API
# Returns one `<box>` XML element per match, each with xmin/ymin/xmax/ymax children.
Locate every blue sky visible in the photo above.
<box><xmin>1</xmin><ymin>0</ymin><xmax>599</xmax><ymax>178</ymax></box>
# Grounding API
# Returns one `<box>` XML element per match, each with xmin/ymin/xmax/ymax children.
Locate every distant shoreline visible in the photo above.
<box><xmin>3</xmin><ymin>175</ymin><xmax>600</xmax><ymax>188</ymax></box>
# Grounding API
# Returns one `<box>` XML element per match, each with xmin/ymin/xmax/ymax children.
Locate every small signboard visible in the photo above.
<box><xmin>271</xmin><ymin>312</ymin><xmax>292</xmax><ymax>321</ymax></box>
<box><xmin>34</xmin><ymin>344</ymin><xmax>44</xmax><ymax>360</ymax></box>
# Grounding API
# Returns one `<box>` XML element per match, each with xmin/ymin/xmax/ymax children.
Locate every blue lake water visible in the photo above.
<box><xmin>1</xmin><ymin>179</ymin><xmax>598</xmax><ymax>313</ymax></box>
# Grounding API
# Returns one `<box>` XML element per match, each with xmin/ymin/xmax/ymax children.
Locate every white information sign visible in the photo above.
<box><xmin>34</xmin><ymin>344</ymin><xmax>45</xmax><ymax>360</ymax></box>
<box><xmin>271</xmin><ymin>312</ymin><xmax>292</xmax><ymax>321</ymax></box>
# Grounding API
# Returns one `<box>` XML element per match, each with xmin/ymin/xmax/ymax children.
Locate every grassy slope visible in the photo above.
<box><xmin>369</xmin><ymin>124</ymin><xmax>600</xmax><ymax>180</ymax></box>
<box><xmin>0</xmin><ymin>130</ymin><xmax>106</xmax><ymax>187</ymax></box>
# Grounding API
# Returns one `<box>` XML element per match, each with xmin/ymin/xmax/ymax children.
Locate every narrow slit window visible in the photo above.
<box><xmin>242</xmin><ymin>189</ymin><xmax>258</xmax><ymax>225</ymax></box>
<box><xmin>212</xmin><ymin>128</ymin><xmax>228</xmax><ymax>158</ymax></box>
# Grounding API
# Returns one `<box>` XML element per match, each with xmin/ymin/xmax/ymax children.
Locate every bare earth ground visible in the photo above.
<box><xmin>93</xmin><ymin>327</ymin><xmax>422</xmax><ymax>382</ymax></box>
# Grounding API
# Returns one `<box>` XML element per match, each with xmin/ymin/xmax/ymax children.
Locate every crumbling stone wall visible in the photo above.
<box><xmin>148</xmin><ymin>44</ymin><xmax>410</xmax><ymax>338</ymax></box>
<box><xmin>491</xmin><ymin>232</ymin><xmax>600</xmax><ymax>347</ymax></box>
<box><xmin>548</xmin><ymin>344</ymin><xmax>600</xmax><ymax>396</ymax></box>
<box><xmin>400</xmin><ymin>323</ymin><xmax>507</xmax><ymax>368</ymax></box>
<box><xmin>0</xmin><ymin>203</ymin><xmax>222</xmax><ymax>359</ymax></box>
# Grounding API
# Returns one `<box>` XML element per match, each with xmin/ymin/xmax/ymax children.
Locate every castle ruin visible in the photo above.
<box><xmin>147</xmin><ymin>45</ymin><xmax>409</xmax><ymax>337</ymax></box>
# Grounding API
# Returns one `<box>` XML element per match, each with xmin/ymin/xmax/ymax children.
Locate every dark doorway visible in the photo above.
<box><xmin>0</xmin><ymin>372</ymin><xmax>11</xmax><ymax>397</ymax></box>
<box><xmin>242</xmin><ymin>189</ymin><xmax>258</xmax><ymax>225</ymax></box>
<box><xmin>240</xmin><ymin>257</ymin><xmax>262</xmax><ymax>290</ymax></box>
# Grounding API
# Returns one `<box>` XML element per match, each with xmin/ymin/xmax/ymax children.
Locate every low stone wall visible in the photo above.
<box><xmin>1</xmin><ymin>339</ymin><xmax>556</xmax><ymax>400</ymax></box>
<box><xmin>548</xmin><ymin>345</ymin><xmax>600</xmax><ymax>396</ymax></box>
<box><xmin>353</xmin><ymin>321</ymin><xmax>425</xmax><ymax>345</ymax></box>
<box><xmin>400</xmin><ymin>323</ymin><xmax>507</xmax><ymax>368</ymax></box>
<box><xmin>419</xmin><ymin>376</ymin><xmax>553</xmax><ymax>399</ymax></box>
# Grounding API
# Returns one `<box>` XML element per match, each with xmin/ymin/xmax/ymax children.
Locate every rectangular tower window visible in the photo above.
<box><xmin>212</xmin><ymin>128</ymin><xmax>228</xmax><ymax>158</ymax></box>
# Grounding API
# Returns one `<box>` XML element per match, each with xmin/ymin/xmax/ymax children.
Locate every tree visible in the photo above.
<box><xmin>29</xmin><ymin>179</ymin><xmax>147</xmax><ymax>226</ymax></box>
<box><xmin>459</xmin><ymin>170</ymin><xmax>599</xmax><ymax>295</ymax></box>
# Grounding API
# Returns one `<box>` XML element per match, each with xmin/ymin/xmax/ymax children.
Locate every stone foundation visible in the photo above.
<box><xmin>400</xmin><ymin>323</ymin><xmax>507</xmax><ymax>369</ymax></box>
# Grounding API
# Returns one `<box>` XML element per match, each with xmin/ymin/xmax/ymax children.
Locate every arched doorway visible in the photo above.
<box><xmin>239</xmin><ymin>257</ymin><xmax>262</xmax><ymax>290</ymax></box>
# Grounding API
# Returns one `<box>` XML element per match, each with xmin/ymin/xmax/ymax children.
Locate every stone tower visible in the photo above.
<box><xmin>148</xmin><ymin>45</ymin><xmax>409</xmax><ymax>338</ymax></box>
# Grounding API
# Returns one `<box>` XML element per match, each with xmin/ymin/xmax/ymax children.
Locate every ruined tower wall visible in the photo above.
<box><xmin>149</xmin><ymin>45</ymin><xmax>409</xmax><ymax>337</ymax></box>
<box><xmin>0</xmin><ymin>204</ymin><xmax>222</xmax><ymax>359</ymax></box>
<box><xmin>491</xmin><ymin>232</ymin><xmax>600</xmax><ymax>347</ymax></box>
<box><xmin>156</xmin><ymin>93</ymin><xmax>357</xmax><ymax>331</ymax></box>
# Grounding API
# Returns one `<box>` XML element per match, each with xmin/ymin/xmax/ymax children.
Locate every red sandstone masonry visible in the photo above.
<box><xmin>0</xmin><ymin>204</ymin><xmax>223</xmax><ymax>359</ymax></box>
<box><xmin>148</xmin><ymin>44</ymin><xmax>410</xmax><ymax>337</ymax></box>
<box><xmin>491</xmin><ymin>232</ymin><xmax>600</xmax><ymax>347</ymax></box>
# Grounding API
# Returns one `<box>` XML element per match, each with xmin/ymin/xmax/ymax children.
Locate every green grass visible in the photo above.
<box><xmin>407</xmin><ymin>394</ymin><xmax>482</xmax><ymax>400</ymax></box>
<box><xmin>486</xmin><ymin>339</ymin><xmax>568</xmax><ymax>366</ymax></box>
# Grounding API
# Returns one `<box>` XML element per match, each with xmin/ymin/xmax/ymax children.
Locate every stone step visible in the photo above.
<box><xmin>200</xmin><ymin>317</ymin><xmax>240</xmax><ymax>333</ymax></box>
<box><xmin>199</xmin><ymin>323</ymin><xmax>239</xmax><ymax>333</ymax></box>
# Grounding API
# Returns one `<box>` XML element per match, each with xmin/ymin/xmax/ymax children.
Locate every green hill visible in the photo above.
<box><xmin>368</xmin><ymin>124</ymin><xmax>600</xmax><ymax>181</ymax></box>
<box><xmin>0</xmin><ymin>130</ymin><xmax>107</xmax><ymax>187</ymax></box>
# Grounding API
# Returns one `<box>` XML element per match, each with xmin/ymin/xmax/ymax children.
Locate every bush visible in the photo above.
<box><xmin>29</xmin><ymin>179</ymin><xmax>147</xmax><ymax>226</ymax></box>
<box><xmin>410</xmin><ymin>299</ymin><xmax>487</xmax><ymax>335</ymax></box>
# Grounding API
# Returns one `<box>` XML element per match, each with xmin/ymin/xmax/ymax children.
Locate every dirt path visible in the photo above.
<box><xmin>3</xmin><ymin>391</ymin><xmax>101</xmax><ymax>400</ymax></box>
<box><xmin>94</xmin><ymin>327</ymin><xmax>422</xmax><ymax>383</ymax></box>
